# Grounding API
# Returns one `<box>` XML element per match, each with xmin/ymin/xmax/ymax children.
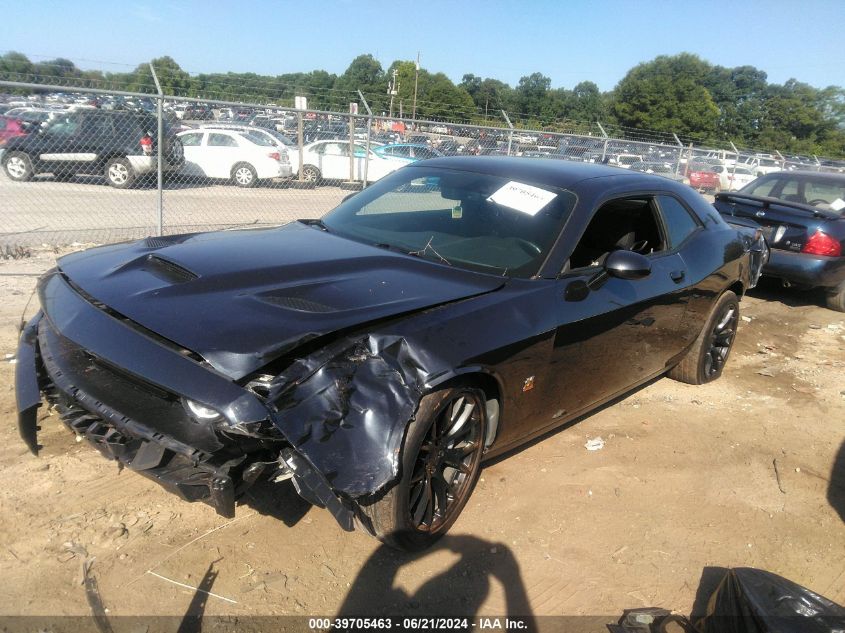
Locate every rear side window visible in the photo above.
<box><xmin>657</xmin><ymin>196</ymin><xmax>701</xmax><ymax>249</ymax></box>
<box><xmin>179</xmin><ymin>132</ymin><xmax>203</xmax><ymax>147</ymax></box>
<box><xmin>208</xmin><ymin>133</ymin><xmax>238</xmax><ymax>147</ymax></box>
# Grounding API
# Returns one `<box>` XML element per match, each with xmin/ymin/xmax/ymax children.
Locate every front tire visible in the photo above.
<box><xmin>4</xmin><ymin>151</ymin><xmax>34</xmax><ymax>182</ymax></box>
<box><xmin>231</xmin><ymin>162</ymin><xmax>258</xmax><ymax>188</ymax></box>
<box><xmin>359</xmin><ymin>387</ymin><xmax>486</xmax><ymax>551</ymax></box>
<box><xmin>668</xmin><ymin>290</ymin><xmax>739</xmax><ymax>385</ymax></box>
<box><xmin>104</xmin><ymin>157</ymin><xmax>135</xmax><ymax>189</ymax></box>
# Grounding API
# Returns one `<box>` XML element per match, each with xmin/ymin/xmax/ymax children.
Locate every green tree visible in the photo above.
<box><xmin>611</xmin><ymin>53</ymin><xmax>720</xmax><ymax>136</ymax></box>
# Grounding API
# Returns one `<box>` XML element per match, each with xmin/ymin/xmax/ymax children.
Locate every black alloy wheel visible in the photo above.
<box><xmin>408</xmin><ymin>392</ymin><xmax>484</xmax><ymax>532</ymax></box>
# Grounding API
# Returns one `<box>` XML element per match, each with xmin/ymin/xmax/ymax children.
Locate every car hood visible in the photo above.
<box><xmin>56</xmin><ymin>222</ymin><xmax>505</xmax><ymax>379</ymax></box>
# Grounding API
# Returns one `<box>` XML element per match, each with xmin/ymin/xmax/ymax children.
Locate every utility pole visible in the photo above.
<box><xmin>412</xmin><ymin>52</ymin><xmax>420</xmax><ymax>122</ymax></box>
<box><xmin>388</xmin><ymin>68</ymin><xmax>398</xmax><ymax>119</ymax></box>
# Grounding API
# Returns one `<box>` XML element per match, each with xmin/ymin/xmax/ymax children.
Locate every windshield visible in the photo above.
<box><xmin>322</xmin><ymin>165</ymin><xmax>577</xmax><ymax>278</ymax></box>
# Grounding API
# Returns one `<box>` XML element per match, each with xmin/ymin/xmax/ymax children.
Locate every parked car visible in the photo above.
<box><xmin>711</xmin><ymin>165</ymin><xmax>756</xmax><ymax>191</ymax></box>
<box><xmin>197</xmin><ymin>123</ymin><xmax>297</xmax><ymax>164</ymax></box>
<box><xmin>713</xmin><ymin>171</ymin><xmax>845</xmax><ymax>310</ymax></box>
<box><xmin>629</xmin><ymin>161</ymin><xmax>685</xmax><ymax>182</ymax></box>
<box><xmin>298</xmin><ymin>139</ymin><xmax>406</xmax><ymax>182</ymax></box>
<box><xmin>372</xmin><ymin>143</ymin><xmax>444</xmax><ymax>163</ymax></box>
<box><xmin>2</xmin><ymin>110</ymin><xmax>184</xmax><ymax>188</ymax></box>
<box><xmin>743</xmin><ymin>155</ymin><xmax>782</xmax><ymax>177</ymax></box>
<box><xmin>614</xmin><ymin>154</ymin><xmax>644</xmax><ymax>169</ymax></box>
<box><xmin>688</xmin><ymin>168</ymin><xmax>721</xmax><ymax>193</ymax></box>
<box><xmin>183</xmin><ymin>104</ymin><xmax>213</xmax><ymax>121</ymax></box>
<box><xmin>177</xmin><ymin>128</ymin><xmax>292</xmax><ymax>186</ymax></box>
<box><xmin>0</xmin><ymin>115</ymin><xmax>30</xmax><ymax>159</ymax></box>
<box><xmin>16</xmin><ymin>158</ymin><xmax>765</xmax><ymax>550</ymax></box>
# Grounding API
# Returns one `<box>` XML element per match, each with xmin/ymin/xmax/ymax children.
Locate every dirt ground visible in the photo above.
<box><xmin>0</xmin><ymin>245</ymin><xmax>843</xmax><ymax>626</ymax></box>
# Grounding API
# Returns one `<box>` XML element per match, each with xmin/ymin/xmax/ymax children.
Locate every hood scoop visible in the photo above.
<box><xmin>145</xmin><ymin>255</ymin><xmax>198</xmax><ymax>284</ymax></box>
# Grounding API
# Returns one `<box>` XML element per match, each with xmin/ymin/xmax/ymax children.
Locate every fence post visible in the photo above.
<box><xmin>596</xmin><ymin>121</ymin><xmax>609</xmax><ymax>162</ymax></box>
<box><xmin>501</xmin><ymin>110</ymin><xmax>514</xmax><ymax>156</ymax></box>
<box><xmin>729</xmin><ymin>141</ymin><xmax>740</xmax><ymax>188</ymax></box>
<box><xmin>358</xmin><ymin>90</ymin><xmax>373</xmax><ymax>188</ymax></box>
<box><xmin>672</xmin><ymin>133</ymin><xmax>683</xmax><ymax>176</ymax></box>
<box><xmin>148</xmin><ymin>63</ymin><xmax>164</xmax><ymax>236</ymax></box>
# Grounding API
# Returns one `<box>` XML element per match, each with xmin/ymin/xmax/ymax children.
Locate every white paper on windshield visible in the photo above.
<box><xmin>487</xmin><ymin>181</ymin><xmax>557</xmax><ymax>216</ymax></box>
<box><xmin>830</xmin><ymin>198</ymin><xmax>845</xmax><ymax>211</ymax></box>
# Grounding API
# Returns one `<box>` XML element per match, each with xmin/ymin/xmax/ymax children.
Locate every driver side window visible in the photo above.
<box><xmin>567</xmin><ymin>197</ymin><xmax>666</xmax><ymax>270</ymax></box>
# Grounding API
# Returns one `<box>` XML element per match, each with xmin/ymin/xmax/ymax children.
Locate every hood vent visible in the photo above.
<box><xmin>259</xmin><ymin>294</ymin><xmax>336</xmax><ymax>313</ymax></box>
<box><xmin>142</xmin><ymin>235</ymin><xmax>193</xmax><ymax>249</ymax></box>
<box><xmin>146</xmin><ymin>255</ymin><xmax>198</xmax><ymax>284</ymax></box>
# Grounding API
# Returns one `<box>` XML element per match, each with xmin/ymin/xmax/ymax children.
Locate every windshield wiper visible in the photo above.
<box><xmin>299</xmin><ymin>218</ymin><xmax>331</xmax><ymax>232</ymax></box>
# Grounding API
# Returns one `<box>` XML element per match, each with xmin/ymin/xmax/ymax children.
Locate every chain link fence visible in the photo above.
<box><xmin>2</xmin><ymin>79</ymin><xmax>843</xmax><ymax>249</ymax></box>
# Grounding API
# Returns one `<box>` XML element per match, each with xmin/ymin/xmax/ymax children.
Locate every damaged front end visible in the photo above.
<box><xmin>16</xmin><ymin>270</ymin><xmax>433</xmax><ymax>533</ymax></box>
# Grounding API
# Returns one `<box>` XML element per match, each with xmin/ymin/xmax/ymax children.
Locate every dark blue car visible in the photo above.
<box><xmin>713</xmin><ymin>171</ymin><xmax>845</xmax><ymax>311</ymax></box>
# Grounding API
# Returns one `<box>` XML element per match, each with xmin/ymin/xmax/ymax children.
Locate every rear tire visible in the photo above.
<box><xmin>104</xmin><ymin>157</ymin><xmax>135</xmax><ymax>189</ymax></box>
<box><xmin>358</xmin><ymin>386</ymin><xmax>486</xmax><ymax>551</ymax></box>
<box><xmin>826</xmin><ymin>282</ymin><xmax>845</xmax><ymax>312</ymax></box>
<box><xmin>668</xmin><ymin>290</ymin><xmax>739</xmax><ymax>385</ymax></box>
<box><xmin>300</xmin><ymin>164</ymin><xmax>321</xmax><ymax>183</ymax></box>
<box><xmin>231</xmin><ymin>162</ymin><xmax>257</xmax><ymax>188</ymax></box>
<box><xmin>4</xmin><ymin>151</ymin><xmax>33</xmax><ymax>182</ymax></box>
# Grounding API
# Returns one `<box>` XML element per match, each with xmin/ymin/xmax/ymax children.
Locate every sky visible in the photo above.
<box><xmin>3</xmin><ymin>0</ymin><xmax>844</xmax><ymax>92</ymax></box>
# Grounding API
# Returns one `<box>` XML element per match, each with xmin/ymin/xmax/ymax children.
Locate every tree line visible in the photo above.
<box><xmin>1</xmin><ymin>51</ymin><xmax>843</xmax><ymax>157</ymax></box>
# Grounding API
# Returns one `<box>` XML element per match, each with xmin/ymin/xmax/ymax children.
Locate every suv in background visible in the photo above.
<box><xmin>2</xmin><ymin>110</ymin><xmax>184</xmax><ymax>188</ymax></box>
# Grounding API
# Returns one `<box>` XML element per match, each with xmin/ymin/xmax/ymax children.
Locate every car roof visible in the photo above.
<box><xmin>763</xmin><ymin>170</ymin><xmax>845</xmax><ymax>183</ymax></box>
<box><xmin>416</xmin><ymin>156</ymin><xmax>668</xmax><ymax>188</ymax></box>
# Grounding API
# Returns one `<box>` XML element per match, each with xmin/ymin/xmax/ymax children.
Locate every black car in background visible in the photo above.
<box><xmin>2</xmin><ymin>110</ymin><xmax>184</xmax><ymax>188</ymax></box>
<box><xmin>183</xmin><ymin>104</ymin><xmax>213</xmax><ymax>120</ymax></box>
<box><xmin>714</xmin><ymin>171</ymin><xmax>845</xmax><ymax>311</ymax></box>
<box><xmin>17</xmin><ymin>158</ymin><xmax>765</xmax><ymax>550</ymax></box>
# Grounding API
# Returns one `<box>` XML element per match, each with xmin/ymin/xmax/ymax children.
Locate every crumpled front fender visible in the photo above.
<box><xmin>266</xmin><ymin>334</ymin><xmax>432</xmax><ymax>499</ymax></box>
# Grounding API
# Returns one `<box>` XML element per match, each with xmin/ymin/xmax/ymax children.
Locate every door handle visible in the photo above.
<box><xmin>670</xmin><ymin>270</ymin><xmax>686</xmax><ymax>283</ymax></box>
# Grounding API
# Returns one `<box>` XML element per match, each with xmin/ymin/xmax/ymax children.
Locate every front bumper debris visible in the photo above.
<box><xmin>14</xmin><ymin>286</ymin><xmax>359</xmax><ymax>527</ymax></box>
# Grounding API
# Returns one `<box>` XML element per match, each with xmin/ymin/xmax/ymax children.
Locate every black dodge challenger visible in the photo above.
<box><xmin>16</xmin><ymin>157</ymin><xmax>767</xmax><ymax>550</ymax></box>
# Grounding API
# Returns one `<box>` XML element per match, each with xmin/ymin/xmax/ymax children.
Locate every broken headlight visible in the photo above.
<box><xmin>182</xmin><ymin>398</ymin><xmax>223</xmax><ymax>422</ymax></box>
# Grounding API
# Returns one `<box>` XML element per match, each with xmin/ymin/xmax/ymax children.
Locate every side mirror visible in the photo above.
<box><xmin>604</xmin><ymin>249</ymin><xmax>651</xmax><ymax>280</ymax></box>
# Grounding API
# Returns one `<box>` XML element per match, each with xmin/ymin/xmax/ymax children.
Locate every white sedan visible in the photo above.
<box><xmin>711</xmin><ymin>165</ymin><xmax>756</xmax><ymax>191</ymax></box>
<box><xmin>176</xmin><ymin>129</ymin><xmax>293</xmax><ymax>187</ymax></box>
<box><xmin>298</xmin><ymin>140</ymin><xmax>406</xmax><ymax>183</ymax></box>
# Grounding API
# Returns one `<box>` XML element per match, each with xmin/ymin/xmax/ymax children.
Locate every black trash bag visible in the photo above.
<box><xmin>694</xmin><ymin>567</ymin><xmax>845</xmax><ymax>633</ymax></box>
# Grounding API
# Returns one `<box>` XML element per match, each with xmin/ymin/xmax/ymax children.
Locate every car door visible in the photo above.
<box><xmin>318</xmin><ymin>141</ymin><xmax>352</xmax><ymax>180</ymax></box>
<box><xmin>34</xmin><ymin>113</ymin><xmax>89</xmax><ymax>174</ymax></box>
<box><xmin>549</xmin><ymin>195</ymin><xmax>691</xmax><ymax>417</ymax></box>
<box><xmin>204</xmin><ymin>132</ymin><xmax>242</xmax><ymax>179</ymax></box>
<box><xmin>178</xmin><ymin>131</ymin><xmax>206</xmax><ymax>177</ymax></box>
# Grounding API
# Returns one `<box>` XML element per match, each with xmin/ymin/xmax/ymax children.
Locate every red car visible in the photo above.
<box><xmin>0</xmin><ymin>115</ymin><xmax>29</xmax><ymax>150</ymax></box>
<box><xmin>689</xmin><ymin>168</ymin><xmax>721</xmax><ymax>192</ymax></box>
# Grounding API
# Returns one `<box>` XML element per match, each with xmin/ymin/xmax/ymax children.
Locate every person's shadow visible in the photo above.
<box><xmin>828</xmin><ymin>440</ymin><xmax>845</xmax><ymax>523</ymax></box>
<box><xmin>336</xmin><ymin>535</ymin><xmax>535</xmax><ymax>622</ymax></box>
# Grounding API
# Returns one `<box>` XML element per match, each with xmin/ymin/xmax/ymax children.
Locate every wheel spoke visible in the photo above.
<box><xmin>716</xmin><ymin>308</ymin><xmax>735</xmax><ymax>331</ymax></box>
<box><xmin>432</xmin><ymin>474</ymin><xmax>449</xmax><ymax>517</ymax></box>
<box><xmin>411</xmin><ymin>479</ymin><xmax>430</xmax><ymax>526</ymax></box>
<box><xmin>422</xmin><ymin>479</ymin><xmax>434</xmax><ymax>526</ymax></box>
<box><xmin>442</xmin><ymin>448</ymin><xmax>470</xmax><ymax>473</ymax></box>
<box><xmin>445</xmin><ymin>400</ymin><xmax>474</xmax><ymax>440</ymax></box>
